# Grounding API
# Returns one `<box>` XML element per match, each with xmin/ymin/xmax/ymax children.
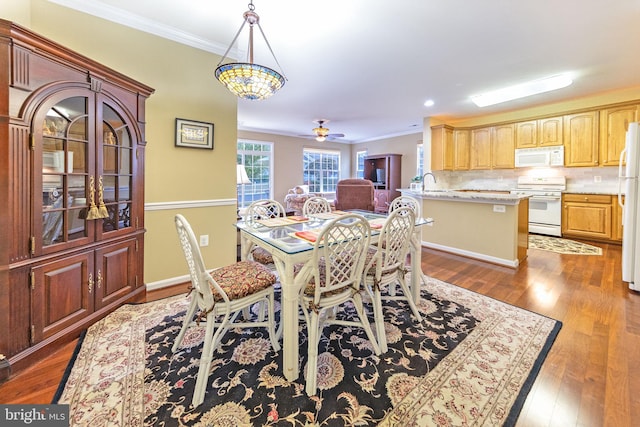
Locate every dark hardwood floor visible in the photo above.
<box><xmin>1</xmin><ymin>242</ymin><xmax>638</xmax><ymax>426</ymax></box>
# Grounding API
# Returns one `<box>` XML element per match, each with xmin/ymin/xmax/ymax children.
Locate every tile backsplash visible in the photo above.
<box><xmin>432</xmin><ymin>166</ymin><xmax>620</xmax><ymax>193</ymax></box>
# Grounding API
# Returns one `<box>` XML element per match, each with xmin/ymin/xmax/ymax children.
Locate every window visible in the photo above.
<box><xmin>237</xmin><ymin>140</ymin><xmax>273</xmax><ymax>208</ymax></box>
<box><xmin>303</xmin><ymin>148</ymin><xmax>340</xmax><ymax>194</ymax></box>
<box><xmin>416</xmin><ymin>143</ymin><xmax>424</xmax><ymax>178</ymax></box>
<box><xmin>356</xmin><ymin>150</ymin><xmax>367</xmax><ymax>179</ymax></box>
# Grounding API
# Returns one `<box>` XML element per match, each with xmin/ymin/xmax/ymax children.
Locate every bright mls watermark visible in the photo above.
<box><xmin>0</xmin><ymin>405</ymin><xmax>69</xmax><ymax>426</ymax></box>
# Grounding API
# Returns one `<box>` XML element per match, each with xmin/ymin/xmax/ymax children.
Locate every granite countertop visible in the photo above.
<box><xmin>564</xmin><ymin>185</ymin><xmax>621</xmax><ymax>195</ymax></box>
<box><xmin>400</xmin><ymin>189</ymin><xmax>529</xmax><ymax>205</ymax></box>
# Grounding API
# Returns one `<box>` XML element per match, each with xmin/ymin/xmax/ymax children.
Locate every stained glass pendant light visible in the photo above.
<box><xmin>214</xmin><ymin>1</ymin><xmax>286</xmax><ymax>100</ymax></box>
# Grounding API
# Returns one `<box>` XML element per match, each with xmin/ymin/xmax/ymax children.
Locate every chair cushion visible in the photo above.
<box><xmin>294</xmin><ymin>258</ymin><xmax>353</xmax><ymax>297</ymax></box>
<box><xmin>210</xmin><ymin>260</ymin><xmax>276</xmax><ymax>301</ymax></box>
<box><xmin>363</xmin><ymin>247</ymin><xmax>396</xmax><ymax>280</ymax></box>
<box><xmin>251</xmin><ymin>247</ymin><xmax>274</xmax><ymax>265</ymax></box>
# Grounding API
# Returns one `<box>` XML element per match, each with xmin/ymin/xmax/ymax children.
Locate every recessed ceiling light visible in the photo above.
<box><xmin>424</xmin><ymin>99</ymin><xmax>435</xmax><ymax>107</ymax></box>
<box><xmin>470</xmin><ymin>74</ymin><xmax>573</xmax><ymax>108</ymax></box>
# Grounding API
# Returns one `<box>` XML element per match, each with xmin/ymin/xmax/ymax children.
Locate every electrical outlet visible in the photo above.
<box><xmin>199</xmin><ymin>235</ymin><xmax>209</xmax><ymax>247</ymax></box>
<box><xmin>594</xmin><ymin>176</ymin><xmax>602</xmax><ymax>183</ymax></box>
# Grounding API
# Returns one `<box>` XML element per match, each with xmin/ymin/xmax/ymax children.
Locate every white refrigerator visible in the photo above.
<box><xmin>619</xmin><ymin>121</ymin><xmax>640</xmax><ymax>291</ymax></box>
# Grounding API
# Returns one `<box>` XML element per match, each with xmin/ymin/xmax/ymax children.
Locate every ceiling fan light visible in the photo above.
<box><xmin>315</xmin><ymin>135</ymin><xmax>326</xmax><ymax>142</ymax></box>
<box><xmin>313</xmin><ymin>126</ymin><xmax>330</xmax><ymax>137</ymax></box>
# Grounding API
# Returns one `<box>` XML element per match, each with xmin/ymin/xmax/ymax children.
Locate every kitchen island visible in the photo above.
<box><xmin>401</xmin><ymin>189</ymin><xmax>530</xmax><ymax>267</ymax></box>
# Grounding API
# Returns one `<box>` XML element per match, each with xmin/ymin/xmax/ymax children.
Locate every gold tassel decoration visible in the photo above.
<box><xmin>85</xmin><ymin>176</ymin><xmax>101</xmax><ymax>220</ymax></box>
<box><xmin>97</xmin><ymin>176</ymin><xmax>109</xmax><ymax>219</ymax></box>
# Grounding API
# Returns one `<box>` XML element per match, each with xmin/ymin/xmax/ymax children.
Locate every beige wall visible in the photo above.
<box><xmin>2</xmin><ymin>1</ymin><xmax>239</xmax><ymax>286</ymax></box>
<box><xmin>238</xmin><ymin>130</ymin><xmax>352</xmax><ymax>203</ymax></box>
<box><xmin>420</xmin><ymin>198</ymin><xmax>521</xmax><ymax>266</ymax></box>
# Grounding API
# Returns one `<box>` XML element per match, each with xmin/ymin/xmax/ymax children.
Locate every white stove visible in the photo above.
<box><xmin>511</xmin><ymin>176</ymin><xmax>566</xmax><ymax>237</ymax></box>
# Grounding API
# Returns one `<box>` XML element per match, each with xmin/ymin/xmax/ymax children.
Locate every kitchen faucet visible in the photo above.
<box><xmin>421</xmin><ymin>172</ymin><xmax>436</xmax><ymax>191</ymax></box>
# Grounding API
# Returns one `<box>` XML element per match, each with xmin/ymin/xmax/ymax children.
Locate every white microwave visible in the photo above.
<box><xmin>515</xmin><ymin>146</ymin><xmax>564</xmax><ymax>168</ymax></box>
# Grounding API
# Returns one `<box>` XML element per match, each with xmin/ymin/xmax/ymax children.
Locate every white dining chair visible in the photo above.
<box><xmin>363</xmin><ymin>206</ymin><xmax>420</xmax><ymax>352</ymax></box>
<box><xmin>173</xmin><ymin>214</ymin><xmax>280</xmax><ymax>407</ymax></box>
<box><xmin>389</xmin><ymin>194</ymin><xmax>430</xmax><ymax>290</ymax></box>
<box><xmin>244</xmin><ymin>199</ymin><xmax>286</xmax><ymax>265</ymax></box>
<box><xmin>389</xmin><ymin>195</ymin><xmax>421</xmax><ymax>218</ymax></box>
<box><xmin>302</xmin><ymin>196</ymin><xmax>332</xmax><ymax>217</ymax></box>
<box><xmin>294</xmin><ymin>213</ymin><xmax>381</xmax><ymax>395</ymax></box>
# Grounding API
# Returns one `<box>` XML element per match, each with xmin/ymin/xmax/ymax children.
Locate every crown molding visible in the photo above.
<box><xmin>47</xmin><ymin>0</ymin><xmax>242</xmax><ymax>58</ymax></box>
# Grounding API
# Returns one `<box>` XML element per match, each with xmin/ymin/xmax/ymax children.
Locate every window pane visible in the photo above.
<box><xmin>237</xmin><ymin>140</ymin><xmax>273</xmax><ymax>209</ymax></box>
<box><xmin>303</xmin><ymin>149</ymin><xmax>340</xmax><ymax>193</ymax></box>
<box><xmin>356</xmin><ymin>150</ymin><xmax>367</xmax><ymax>179</ymax></box>
<box><xmin>417</xmin><ymin>144</ymin><xmax>424</xmax><ymax>177</ymax></box>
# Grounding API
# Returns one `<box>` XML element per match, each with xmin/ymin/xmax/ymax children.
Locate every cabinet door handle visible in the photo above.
<box><xmin>88</xmin><ymin>272</ymin><xmax>93</xmax><ymax>294</ymax></box>
<box><xmin>97</xmin><ymin>270</ymin><xmax>102</xmax><ymax>289</ymax></box>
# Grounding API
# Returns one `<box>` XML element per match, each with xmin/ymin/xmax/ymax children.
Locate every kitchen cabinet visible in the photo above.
<box><xmin>562</xmin><ymin>194</ymin><xmax>612</xmax><ymax>241</ymax></box>
<box><xmin>470</xmin><ymin>127</ymin><xmax>492</xmax><ymax>170</ymax></box>
<box><xmin>470</xmin><ymin>125</ymin><xmax>514</xmax><ymax>169</ymax></box>
<box><xmin>431</xmin><ymin>125</ymin><xmax>454</xmax><ymax>171</ymax></box>
<box><xmin>613</xmin><ymin>195</ymin><xmax>624</xmax><ymax>242</ymax></box>
<box><xmin>364</xmin><ymin>153</ymin><xmax>402</xmax><ymax>213</ymax></box>
<box><xmin>453</xmin><ymin>129</ymin><xmax>470</xmax><ymax>170</ymax></box>
<box><xmin>564</xmin><ymin>111</ymin><xmax>599</xmax><ymax>167</ymax></box>
<box><xmin>515</xmin><ymin>116</ymin><xmax>563</xmax><ymax>148</ymax></box>
<box><xmin>0</xmin><ymin>20</ymin><xmax>153</xmax><ymax>375</ymax></box>
<box><xmin>599</xmin><ymin>104</ymin><xmax>639</xmax><ymax>166</ymax></box>
<box><xmin>492</xmin><ymin>124</ymin><xmax>515</xmax><ymax>169</ymax></box>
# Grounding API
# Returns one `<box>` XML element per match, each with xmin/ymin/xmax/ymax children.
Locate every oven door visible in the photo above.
<box><xmin>528</xmin><ymin>194</ymin><xmax>562</xmax><ymax>236</ymax></box>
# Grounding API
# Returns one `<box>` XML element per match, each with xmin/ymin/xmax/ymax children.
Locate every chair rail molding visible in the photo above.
<box><xmin>145</xmin><ymin>198</ymin><xmax>237</xmax><ymax>211</ymax></box>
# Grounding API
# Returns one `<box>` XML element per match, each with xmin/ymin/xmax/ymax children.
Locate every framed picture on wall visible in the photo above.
<box><xmin>175</xmin><ymin>118</ymin><xmax>214</xmax><ymax>149</ymax></box>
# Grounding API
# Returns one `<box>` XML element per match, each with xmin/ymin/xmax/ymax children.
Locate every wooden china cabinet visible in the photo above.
<box><xmin>0</xmin><ymin>20</ymin><xmax>154</xmax><ymax>378</ymax></box>
<box><xmin>363</xmin><ymin>154</ymin><xmax>402</xmax><ymax>213</ymax></box>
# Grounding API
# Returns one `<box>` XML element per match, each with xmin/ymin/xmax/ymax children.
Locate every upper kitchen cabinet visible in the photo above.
<box><xmin>491</xmin><ymin>124</ymin><xmax>515</xmax><ymax>169</ymax></box>
<box><xmin>0</xmin><ymin>20</ymin><xmax>154</xmax><ymax>375</ymax></box>
<box><xmin>453</xmin><ymin>129</ymin><xmax>470</xmax><ymax>170</ymax></box>
<box><xmin>470</xmin><ymin>127</ymin><xmax>492</xmax><ymax>169</ymax></box>
<box><xmin>599</xmin><ymin>104</ymin><xmax>639</xmax><ymax>166</ymax></box>
<box><xmin>470</xmin><ymin>124</ymin><xmax>514</xmax><ymax>169</ymax></box>
<box><xmin>431</xmin><ymin>125</ymin><xmax>454</xmax><ymax>171</ymax></box>
<box><xmin>515</xmin><ymin>116</ymin><xmax>563</xmax><ymax>148</ymax></box>
<box><xmin>564</xmin><ymin>111</ymin><xmax>599</xmax><ymax>167</ymax></box>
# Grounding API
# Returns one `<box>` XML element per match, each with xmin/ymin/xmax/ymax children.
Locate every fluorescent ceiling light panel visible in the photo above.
<box><xmin>471</xmin><ymin>74</ymin><xmax>573</xmax><ymax>107</ymax></box>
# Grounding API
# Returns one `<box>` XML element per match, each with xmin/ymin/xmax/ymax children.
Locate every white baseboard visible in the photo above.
<box><xmin>146</xmin><ymin>274</ymin><xmax>190</xmax><ymax>291</ymax></box>
<box><xmin>421</xmin><ymin>241</ymin><xmax>519</xmax><ymax>268</ymax></box>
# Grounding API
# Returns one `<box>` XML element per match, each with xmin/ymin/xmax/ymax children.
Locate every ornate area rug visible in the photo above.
<box><xmin>528</xmin><ymin>234</ymin><xmax>603</xmax><ymax>255</ymax></box>
<box><xmin>53</xmin><ymin>275</ymin><xmax>561</xmax><ymax>426</ymax></box>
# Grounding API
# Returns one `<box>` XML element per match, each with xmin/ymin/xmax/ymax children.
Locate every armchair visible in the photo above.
<box><xmin>334</xmin><ymin>179</ymin><xmax>375</xmax><ymax>212</ymax></box>
<box><xmin>284</xmin><ymin>185</ymin><xmax>315</xmax><ymax>215</ymax></box>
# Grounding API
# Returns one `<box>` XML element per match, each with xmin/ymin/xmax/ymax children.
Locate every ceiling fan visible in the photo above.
<box><xmin>299</xmin><ymin>120</ymin><xmax>345</xmax><ymax>142</ymax></box>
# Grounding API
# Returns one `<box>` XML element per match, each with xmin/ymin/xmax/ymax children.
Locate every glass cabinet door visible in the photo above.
<box><xmin>40</xmin><ymin>95</ymin><xmax>91</xmax><ymax>249</ymax></box>
<box><xmin>99</xmin><ymin>103</ymin><xmax>134</xmax><ymax>235</ymax></box>
<box><xmin>36</xmin><ymin>91</ymin><xmax>139</xmax><ymax>254</ymax></box>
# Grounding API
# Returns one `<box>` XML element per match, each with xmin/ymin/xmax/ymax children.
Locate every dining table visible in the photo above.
<box><xmin>235</xmin><ymin>209</ymin><xmax>431</xmax><ymax>382</ymax></box>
